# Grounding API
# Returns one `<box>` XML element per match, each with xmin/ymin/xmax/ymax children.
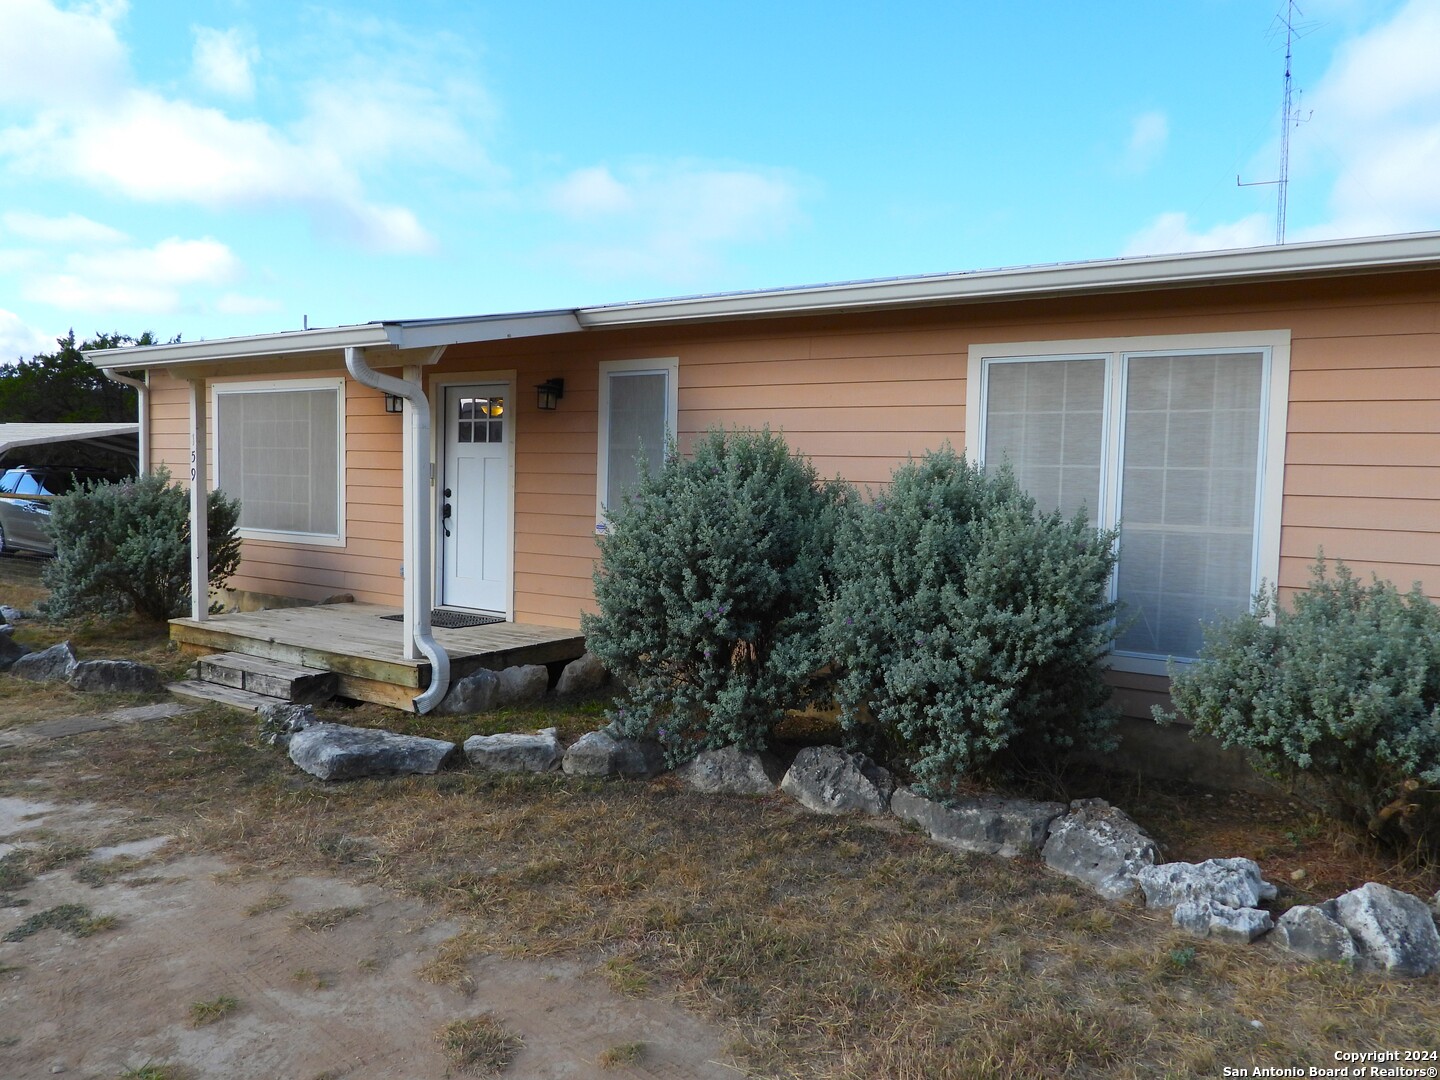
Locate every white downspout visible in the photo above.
<box><xmin>103</xmin><ymin>368</ymin><xmax>148</xmax><ymax>475</ymax></box>
<box><xmin>344</xmin><ymin>346</ymin><xmax>451</xmax><ymax>713</ymax></box>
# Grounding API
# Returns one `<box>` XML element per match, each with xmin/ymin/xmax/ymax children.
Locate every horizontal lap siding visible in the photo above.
<box><xmin>142</xmin><ymin>271</ymin><xmax>1440</xmax><ymax>654</ymax></box>
<box><xmin>1284</xmin><ymin>308</ymin><xmax>1440</xmax><ymax>603</ymax></box>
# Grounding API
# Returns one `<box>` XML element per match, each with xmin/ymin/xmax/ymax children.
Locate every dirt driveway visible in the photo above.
<box><xmin>0</xmin><ymin>794</ymin><xmax>737</xmax><ymax>1080</ymax></box>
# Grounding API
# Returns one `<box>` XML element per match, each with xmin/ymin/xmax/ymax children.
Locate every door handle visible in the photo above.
<box><xmin>442</xmin><ymin>502</ymin><xmax>452</xmax><ymax>537</ymax></box>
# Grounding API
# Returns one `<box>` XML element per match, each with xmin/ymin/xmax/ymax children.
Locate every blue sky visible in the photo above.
<box><xmin>2</xmin><ymin>0</ymin><xmax>1438</xmax><ymax>360</ymax></box>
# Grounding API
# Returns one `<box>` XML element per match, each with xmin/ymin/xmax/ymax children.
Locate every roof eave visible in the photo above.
<box><xmin>577</xmin><ymin>232</ymin><xmax>1440</xmax><ymax>327</ymax></box>
<box><xmin>84</xmin><ymin>310</ymin><xmax>585</xmax><ymax>370</ymax></box>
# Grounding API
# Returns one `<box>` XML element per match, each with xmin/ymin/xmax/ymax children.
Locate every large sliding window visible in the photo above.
<box><xmin>214</xmin><ymin>378</ymin><xmax>345</xmax><ymax>545</ymax></box>
<box><xmin>968</xmin><ymin>332</ymin><xmax>1289</xmax><ymax>674</ymax></box>
<box><xmin>596</xmin><ymin>357</ymin><xmax>679</xmax><ymax>534</ymax></box>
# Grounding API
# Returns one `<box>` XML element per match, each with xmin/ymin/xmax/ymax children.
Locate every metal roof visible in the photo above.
<box><xmin>0</xmin><ymin>422</ymin><xmax>140</xmax><ymax>459</ymax></box>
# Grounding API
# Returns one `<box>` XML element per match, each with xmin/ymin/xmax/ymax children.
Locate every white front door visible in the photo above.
<box><xmin>440</xmin><ymin>383</ymin><xmax>510</xmax><ymax>613</ymax></box>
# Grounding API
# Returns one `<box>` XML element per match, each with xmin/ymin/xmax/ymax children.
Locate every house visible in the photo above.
<box><xmin>86</xmin><ymin>231</ymin><xmax>1440</xmax><ymax>733</ymax></box>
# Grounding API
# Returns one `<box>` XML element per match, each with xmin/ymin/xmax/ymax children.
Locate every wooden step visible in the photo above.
<box><xmin>196</xmin><ymin>652</ymin><xmax>336</xmax><ymax>704</ymax></box>
<box><xmin>167</xmin><ymin>680</ymin><xmax>290</xmax><ymax>713</ymax></box>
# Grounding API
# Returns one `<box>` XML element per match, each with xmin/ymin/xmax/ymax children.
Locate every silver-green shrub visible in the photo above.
<box><xmin>1162</xmin><ymin>559</ymin><xmax>1440</xmax><ymax>851</ymax></box>
<box><xmin>582</xmin><ymin>428</ymin><xmax>850</xmax><ymax>758</ymax></box>
<box><xmin>824</xmin><ymin>447</ymin><xmax>1119</xmax><ymax>792</ymax></box>
<box><xmin>43</xmin><ymin>467</ymin><xmax>242</xmax><ymax>621</ymax></box>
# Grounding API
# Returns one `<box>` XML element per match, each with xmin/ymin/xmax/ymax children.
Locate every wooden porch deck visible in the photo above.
<box><xmin>170</xmin><ymin>603</ymin><xmax>587</xmax><ymax>711</ymax></box>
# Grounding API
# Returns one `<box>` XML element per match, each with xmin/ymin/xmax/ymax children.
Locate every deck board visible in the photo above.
<box><xmin>170</xmin><ymin>603</ymin><xmax>586</xmax><ymax>710</ymax></box>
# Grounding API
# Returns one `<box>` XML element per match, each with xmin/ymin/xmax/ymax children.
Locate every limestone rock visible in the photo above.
<box><xmin>677</xmin><ymin>746</ymin><xmax>784</xmax><ymax>795</ymax></box>
<box><xmin>436</xmin><ymin>670</ymin><xmax>499</xmax><ymax>715</ymax></box>
<box><xmin>0</xmin><ymin>605</ymin><xmax>26</xmax><ymax>623</ymax></box>
<box><xmin>258</xmin><ymin>702</ymin><xmax>317</xmax><ymax>748</ymax></box>
<box><xmin>496</xmin><ymin>664</ymin><xmax>549</xmax><ymax>706</ymax></box>
<box><xmin>10</xmin><ymin>640</ymin><xmax>78</xmax><ymax>683</ymax></box>
<box><xmin>1173</xmin><ymin>899</ymin><xmax>1274</xmax><ymax>942</ymax></box>
<box><xmin>1273</xmin><ymin>904</ymin><xmax>1358</xmax><ymax>966</ymax></box>
<box><xmin>1041</xmin><ymin>798</ymin><xmax>1160</xmax><ymax>901</ymax></box>
<box><xmin>1136</xmin><ymin>857</ymin><xmax>1278</xmax><ymax>911</ymax></box>
<box><xmin>891</xmin><ymin>787</ymin><xmax>1065</xmax><ymax>858</ymax></box>
<box><xmin>1331</xmin><ymin>882</ymin><xmax>1440</xmax><ymax>977</ymax></box>
<box><xmin>288</xmin><ymin>722</ymin><xmax>457</xmax><ymax>781</ymax></box>
<box><xmin>464</xmin><ymin>728</ymin><xmax>562</xmax><ymax>773</ymax></box>
<box><xmin>0</xmin><ymin>628</ymin><xmax>30</xmax><ymax>672</ymax></box>
<box><xmin>69</xmin><ymin>659</ymin><xmax>162</xmax><ymax>694</ymax></box>
<box><xmin>780</xmin><ymin>746</ymin><xmax>894</xmax><ymax>816</ymax></box>
<box><xmin>555</xmin><ymin>652</ymin><xmax>608</xmax><ymax>697</ymax></box>
<box><xmin>561</xmin><ymin>730</ymin><xmax>665</xmax><ymax>779</ymax></box>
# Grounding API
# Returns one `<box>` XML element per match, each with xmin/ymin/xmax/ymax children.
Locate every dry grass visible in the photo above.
<box><xmin>597</xmin><ymin>1041</ymin><xmax>646</xmax><ymax>1068</ymax></box>
<box><xmin>288</xmin><ymin>906</ymin><xmax>364</xmax><ymax>932</ymax></box>
<box><xmin>27</xmin><ymin>704</ymin><xmax>1435</xmax><ymax>1079</ymax></box>
<box><xmin>435</xmin><ymin>1013</ymin><xmax>523</xmax><ymax>1075</ymax></box>
<box><xmin>188</xmin><ymin>994</ymin><xmax>238</xmax><ymax>1027</ymax></box>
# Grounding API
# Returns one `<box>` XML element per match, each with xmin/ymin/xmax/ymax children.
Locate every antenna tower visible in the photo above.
<box><xmin>1275</xmin><ymin>1</ymin><xmax>1300</xmax><ymax>244</ymax></box>
<box><xmin>1238</xmin><ymin>1</ymin><xmax>1313</xmax><ymax>244</ymax></box>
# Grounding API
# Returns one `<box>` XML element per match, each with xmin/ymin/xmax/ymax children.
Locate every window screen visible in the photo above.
<box><xmin>604</xmin><ymin>371</ymin><xmax>668</xmax><ymax>512</ymax></box>
<box><xmin>983</xmin><ymin>358</ymin><xmax>1104</xmax><ymax>517</ymax></box>
<box><xmin>1115</xmin><ymin>352</ymin><xmax>1263</xmax><ymax>658</ymax></box>
<box><xmin>217</xmin><ymin>387</ymin><xmax>340</xmax><ymax>537</ymax></box>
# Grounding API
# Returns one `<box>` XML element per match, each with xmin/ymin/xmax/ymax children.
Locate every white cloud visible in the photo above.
<box><xmin>1122</xmin><ymin>212</ymin><xmax>1273</xmax><ymax>257</ymax></box>
<box><xmin>0</xmin><ymin>308</ymin><xmax>55</xmax><ymax>363</ymax></box>
<box><xmin>1</xmin><ymin>211</ymin><xmax>127</xmax><ymax>246</ymax></box>
<box><xmin>544</xmin><ymin>161</ymin><xmax>804</xmax><ymax>279</ymax></box>
<box><xmin>24</xmin><ymin>236</ymin><xmax>241</xmax><ymax>314</ymax></box>
<box><xmin>1298</xmin><ymin>0</ymin><xmax>1440</xmax><ymax>237</ymax></box>
<box><xmin>0</xmin><ymin>2</ymin><xmax>499</xmax><ymax>254</ymax></box>
<box><xmin>192</xmin><ymin>26</ymin><xmax>258</xmax><ymax>100</ymax></box>
<box><xmin>549</xmin><ymin>166</ymin><xmax>634</xmax><ymax>218</ymax></box>
<box><xmin>0</xmin><ymin>0</ymin><xmax>129</xmax><ymax>111</ymax></box>
<box><xmin>1123</xmin><ymin>111</ymin><xmax>1169</xmax><ymax>173</ymax></box>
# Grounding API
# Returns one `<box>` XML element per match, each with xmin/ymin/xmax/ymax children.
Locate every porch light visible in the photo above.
<box><xmin>535</xmin><ymin>378</ymin><xmax>565</xmax><ymax>411</ymax></box>
<box><xmin>384</xmin><ymin>393</ymin><xmax>404</xmax><ymax>414</ymax></box>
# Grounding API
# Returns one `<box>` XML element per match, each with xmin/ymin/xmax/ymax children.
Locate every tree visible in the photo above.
<box><xmin>0</xmin><ymin>330</ymin><xmax>173</xmax><ymax>424</ymax></box>
<box><xmin>0</xmin><ymin>330</ymin><xmax>176</xmax><ymax>470</ymax></box>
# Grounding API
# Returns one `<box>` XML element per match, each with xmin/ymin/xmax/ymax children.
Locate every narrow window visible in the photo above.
<box><xmin>596</xmin><ymin>358</ymin><xmax>678</xmax><ymax>532</ymax></box>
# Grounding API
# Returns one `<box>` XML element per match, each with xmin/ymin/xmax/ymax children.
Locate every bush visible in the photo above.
<box><xmin>43</xmin><ymin>467</ymin><xmax>242</xmax><ymax>621</ymax></box>
<box><xmin>1162</xmin><ymin>559</ymin><xmax>1440</xmax><ymax>853</ymax></box>
<box><xmin>581</xmin><ymin>427</ymin><xmax>850</xmax><ymax>757</ymax></box>
<box><xmin>824</xmin><ymin>447</ymin><xmax>1120</xmax><ymax>793</ymax></box>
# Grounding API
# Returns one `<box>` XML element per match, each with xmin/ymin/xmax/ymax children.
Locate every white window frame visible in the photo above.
<box><xmin>595</xmin><ymin>357</ymin><xmax>679</xmax><ymax>534</ymax></box>
<box><xmin>212</xmin><ymin>376</ymin><xmax>347</xmax><ymax>547</ymax></box>
<box><xmin>966</xmin><ymin>330</ymin><xmax>1290</xmax><ymax>676</ymax></box>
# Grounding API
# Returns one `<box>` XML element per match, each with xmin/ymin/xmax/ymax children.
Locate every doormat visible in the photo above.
<box><xmin>381</xmin><ymin>609</ymin><xmax>505</xmax><ymax>629</ymax></box>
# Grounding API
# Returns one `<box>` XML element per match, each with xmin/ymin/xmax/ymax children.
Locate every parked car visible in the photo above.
<box><xmin>0</xmin><ymin>465</ymin><xmax>130</xmax><ymax>557</ymax></box>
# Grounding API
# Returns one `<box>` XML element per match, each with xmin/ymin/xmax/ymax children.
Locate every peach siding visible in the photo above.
<box><xmin>146</xmin><ymin>368</ymin><xmax>404</xmax><ymax>606</ymax></box>
<box><xmin>140</xmin><ymin>270</ymin><xmax>1440</xmax><ymax>673</ymax></box>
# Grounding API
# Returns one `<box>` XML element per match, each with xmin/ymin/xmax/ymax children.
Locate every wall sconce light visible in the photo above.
<box><xmin>535</xmin><ymin>378</ymin><xmax>565</xmax><ymax>411</ymax></box>
<box><xmin>384</xmin><ymin>393</ymin><xmax>404</xmax><ymax>414</ymax></box>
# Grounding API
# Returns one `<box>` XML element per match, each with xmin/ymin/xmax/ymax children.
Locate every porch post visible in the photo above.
<box><xmin>187</xmin><ymin>378</ymin><xmax>209</xmax><ymax>623</ymax></box>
